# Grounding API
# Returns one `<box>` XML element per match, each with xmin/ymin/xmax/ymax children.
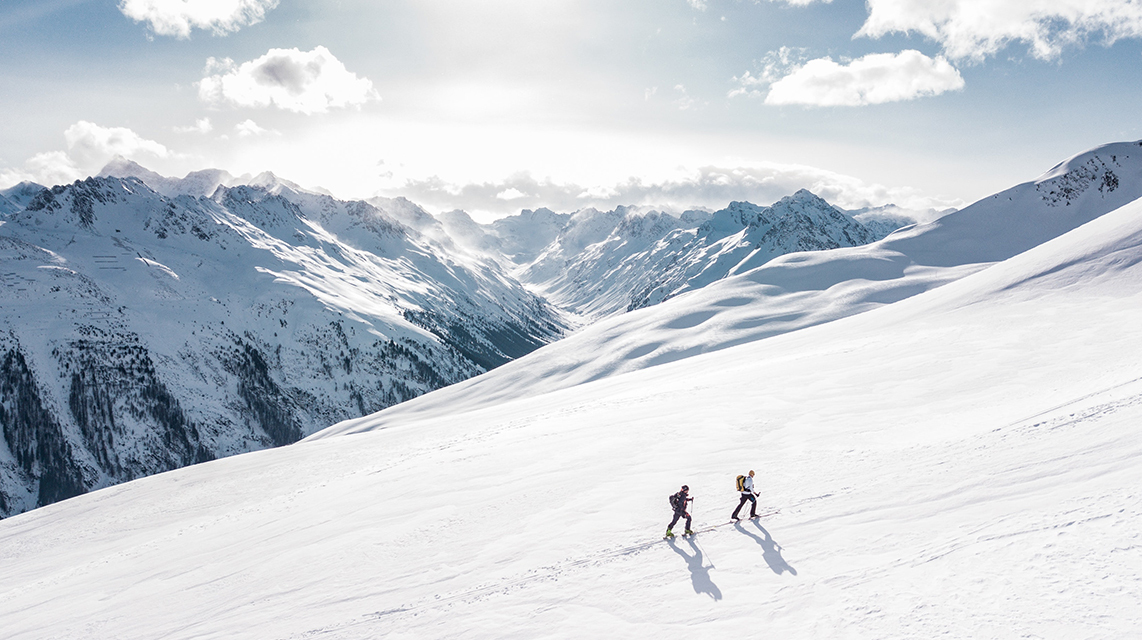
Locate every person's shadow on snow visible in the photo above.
<box><xmin>735</xmin><ymin>521</ymin><xmax>797</xmax><ymax>576</ymax></box>
<box><xmin>667</xmin><ymin>537</ymin><xmax>723</xmax><ymax>600</ymax></box>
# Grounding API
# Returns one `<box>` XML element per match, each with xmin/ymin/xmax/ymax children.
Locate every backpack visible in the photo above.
<box><xmin>668</xmin><ymin>492</ymin><xmax>681</xmax><ymax>510</ymax></box>
<box><xmin>736</xmin><ymin>475</ymin><xmax>746</xmax><ymax>492</ymax></box>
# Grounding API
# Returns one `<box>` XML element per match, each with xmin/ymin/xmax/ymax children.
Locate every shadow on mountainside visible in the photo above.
<box><xmin>667</xmin><ymin>537</ymin><xmax>723</xmax><ymax>600</ymax></box>
<box><xmin>735</xmin><ymin>521</ymin><xmax>797</xmax><ymax>576</ymax></box>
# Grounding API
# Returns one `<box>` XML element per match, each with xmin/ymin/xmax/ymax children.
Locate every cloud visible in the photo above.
<box><xmin>383</xmin><ymin>164</ymin><xmax>962</xmax><ymax>220</ymax></box>
<box><xmin>858</xmin><ymin>0</ymin><xmax>1142</xmax><ymax>61</ymax></box>
<box><xmin>118</xmin><ymin>0</ymin><xmax>279</xmax><ymax>38</ymax></box>
<box><xmin>174</xmin><ymin>117</ymin><xmax>213</xmax><ymax>134</ymax></box>
<box><xmin>752</xmin><ymin>50</ymin><xmax>964</xmax><ymax>106</ymax></box>
<box><xmin>496</xmin><ymin>187</ymin><xmax>528</xmax><ymax>200</ymax></box>
<box><xmin>728</xmin><ymin>46</ymin><xmax>809</xmax><ymax>99</ymax></box>
<box><xmin>0</xmin><ymin>122</ymin><xmax>170</xmax><ymax>189</ymax></box>
<box><xmin>235</xmin><ymin>119</ymin><xmax>277</xmax><ymax>137</ymax></box>
<box><xmin>64</xmin><ymin>121</ymin><xmax>170</xmax><ymax>170</ymax></box>
<box><xmin>673</xmin><ymin>84</ymin><xmax>705</xmax><ymax>110</ymax></box>
<box><xmin>0</xmin><ymin>152</ymin><xmax>82</xmax><ymax>189</ymax></box>
<box><xmin>198</xmin><ymin>46</ymin><xmax>379</xmax><ymax>114</ymax></box>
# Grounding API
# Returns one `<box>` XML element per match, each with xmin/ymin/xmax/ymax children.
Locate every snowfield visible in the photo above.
<box><xmin>2</xmin><ymin>162</ymin><xmax>1142</xmax><ymax>637</ymax></box>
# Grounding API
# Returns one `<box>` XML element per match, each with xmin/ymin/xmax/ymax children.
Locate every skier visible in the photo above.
<box><xmin>665</xmin><ymin>485</ymin><xmax>694</xmax><ymax>538</ymax></box>
<box><xmin>731</xmin><ymin>469</ymin><xmax>759</xmax><ymax>520</ymax></box>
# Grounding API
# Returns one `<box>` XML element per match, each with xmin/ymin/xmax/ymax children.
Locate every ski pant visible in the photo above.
<box><xmin>668</xmin><ymin>510</ymin><xmax>691</xmax><ymax>531</ymax></box>
<box><xmin>732</xmin><ymin>493</ymin><xmax>757</xmax><ymax>518</ymax></box>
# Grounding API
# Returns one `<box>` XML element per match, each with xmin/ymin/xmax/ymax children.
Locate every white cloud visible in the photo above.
<box><xmin>0</xmin><ymin>122</ymin><xmax>170</xmax><ymax>188</ymax></box>
<box><xmin>198</xmin><ymin>46</ymin><xmax>379</xmax><ymax>114</ymax></box>
<box><xmin>728</xmin><ymin>47</ymin><xmax>809</xmax><ymax>99</ymax></box>
<box><xmin>759</xmin><ymin>50</ymin><xmax>964</xmax><ymax>106</ymax></box>
<box><xmin>728</xmin><ymin>70</ymin><xmax>767</xmax><ymax>99</ymax></box>
<box><xmin>858</xmin><ymin>0</ymin><xmax>1142</xmax><ymax>61</ymax></box>
<box><xmin>496</xmin><ymin>187</ymin><xmax>528</xmax><ymax>200</ymax></box>
<box><xmin>174</xmin><ymin>117</ymin><xmax>213</xmax><ymax>134</ymax></box>
<box><xmin>235</xmin><ymin>119</ymin><xmax>276</xmax><ymax>137</ymax></box>
<box><xmin>0</xmin><ymin>152</ymin><xmax>82</xmax><ymax>189</ymax></box>
<box><xmin>64</xmin><ymin>121</ymin><xmax>170</xmax><ymax>170</ymax></box>
<box><xmin>673</xmin><ymin>84</ymin><xmax>704</xmax><ymax>110</ymax></box>
<box><xmin>384</xmin><ymin>163</ymin><xmax>962</xmax><ymax>219</ymax></box>
<box><xmin>687</xmin><ymin>0</ymin><xmax>708</xmax><ymax>10</ymax></box>
<box><xmin>118</xmin><ymin>0</ymin><xmax>279</xmax><ymax>38</ymax></box>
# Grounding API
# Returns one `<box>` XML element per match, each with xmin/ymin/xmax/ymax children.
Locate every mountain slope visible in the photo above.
<box><xmin>2</xmin><ymin>180</ymin><xmax>1142</xmax><ymax>639</ymax></box>
<box><xmin>0</xmin><ymin>176</ymin><xmax>564</xmax><ymax>516</ymax></box>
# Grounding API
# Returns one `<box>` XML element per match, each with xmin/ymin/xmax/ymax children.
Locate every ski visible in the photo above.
<box><xmin>663</xmin><ymin>509</ymin><xmax>780</xmax><ymax>540</ymax></box>
<box><xmin>684</xmin><ymin>510</ymin><xmax>782</xmax><ymax>536</ymax></box>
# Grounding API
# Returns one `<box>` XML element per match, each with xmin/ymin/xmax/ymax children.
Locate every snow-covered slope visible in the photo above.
<box><xmin>0</xmin><ymin>176</ymin><xmax>564</xmax><ymax>516</ymax></box>
<box><xmin>2</xmin><ymin>175</ymin><xmax>1142</xmax><ymax>638</ymax></box>
<box><xmin>320</xmin><ymin>140</ymin><xmax>1142</xmax><ymax>422</ymax></box>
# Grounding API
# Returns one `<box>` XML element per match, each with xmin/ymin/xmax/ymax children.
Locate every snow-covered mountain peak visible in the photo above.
<box><xmin>877</xmin><ymin>139</ymin><xmax>1142</xmax><ymax>268</ymax></box>
<box><xmin>613</xmin><ymin>208</ymin><xmax>683</xmax><ymax>239</ymax></box>
<box><xmin>487</xmin><ymin>207</ymin><xmax>571</xmax><ymax>263</ymax></box>
<box><xmin>98</xmin><ymin>159</ymin><xmax>332</xmax><ymax>200</ymax></box>
<box><xmin>1</xmin><ymin>182</ymin><xmax>47</xmax><ymax>216</ymax></box>
<box><xmin>1</xmin><ymin>181</ymin><xmax>46</xmax><ymax>202</ymax></box>
<box><xmin>1035</xmin><ymin>140</ymin><xmax>1142</xmax><ymax>182</ymax></box>
<box><xmin>1032</xmin><ymin>139</ymin><xmax>1142</xmax><ymax>208</ymax></box>
<box><xmin>246</xmin><ymin>171</ymin><xmax>330</xmax><ymax>197</ymax></box>
<box><xmin>15</xmin><ymin>175</ymin><xmax>149</xmax><ymax>231</ymax></box>
<box><xmin>99</xmin><ymin>157</ymin><xmax>231</xmax><ymax>198</ymax></box>
<box><xmin>211</xmin><ymin>184</ymin><xmax>309</xmax><ymax>237</ymax></box>
<box><xmin>365</xmin><ymin>195</ymin><xmax>443</xmax><ymax>235</ymax></box>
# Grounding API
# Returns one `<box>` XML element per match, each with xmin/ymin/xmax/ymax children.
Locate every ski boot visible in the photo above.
<box><xmin>664</xmin><ymin>529</ymin><xmax>675</xmax><ymax>538</ymax></box>
<box><xmin>685</xmin><ymin>529</ymin><xmax>695</xmax><ymax>536</ymax></box>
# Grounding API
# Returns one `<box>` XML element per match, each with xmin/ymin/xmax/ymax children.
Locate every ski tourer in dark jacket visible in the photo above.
<box><xmin>666</xmin><ymin>485</ymin><xmax>693</xmax><ymax>537</ymax></box>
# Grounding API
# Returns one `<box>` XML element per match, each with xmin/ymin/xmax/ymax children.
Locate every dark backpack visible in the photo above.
<box><xmin>668</xmin><ymin>492</ymin><xmax>682</xmax><ymax>510</ymax></box>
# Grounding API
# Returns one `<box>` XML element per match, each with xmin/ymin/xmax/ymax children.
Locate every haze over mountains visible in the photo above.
<box><xmin>0</xmin><ymin>160</ymin><xmax>907</xmax><ymax>516</ymax></box>
<box><xmin>1</xmin><ymin>140</ymin><xmax>1141</xmax><ymax>638</ymax></box>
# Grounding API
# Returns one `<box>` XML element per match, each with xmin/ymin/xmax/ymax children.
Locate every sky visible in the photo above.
<box><xmin>2</xmin><ymin>0</ymin><xmax>1142</xmax><ymax>220</ymax></box>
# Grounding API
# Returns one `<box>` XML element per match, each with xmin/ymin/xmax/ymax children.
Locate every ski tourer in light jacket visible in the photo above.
<box><xmin>732</xmin><ymin>470</ymin><xmax>759</xmax><ymax>520</ymax></box>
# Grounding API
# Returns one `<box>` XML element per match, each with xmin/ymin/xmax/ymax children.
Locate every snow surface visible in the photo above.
<box><xmin>2</xmin><ymin>173</ymin><xmax>1142</xmax><ymax>637</ymax></box>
